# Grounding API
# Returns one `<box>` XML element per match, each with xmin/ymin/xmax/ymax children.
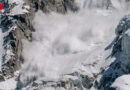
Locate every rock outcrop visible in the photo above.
<box><xmin>0</xmin><ymin>0</ymin><xmax>32</xmax><ymax>81</ymax></box>
<box><xmin>25</xmin><ymin>0</ymin><xmax>79</xmax><ymax>14</ymax></box>
<box><xmin>96</xmin><ymin>14</ymin><xmax>130</xmax><ymax>90</ymax></box>
<box><xmin>17</xmin><ymin>71</ymin><xmax>95</xmax><ymax>90</ymax></box>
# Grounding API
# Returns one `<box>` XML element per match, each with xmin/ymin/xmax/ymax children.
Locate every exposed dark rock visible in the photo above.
<box><xmin>25</xmin><ymin>0</ymin><xmax>79</xmax><ymax>14</ymax></box>
<box><xmin>0</xmin><ymin>1</ymin><xmax>33</xmax><ymax>80</ymax></box>
<box><xmin>96</xmin><ymin>14</ymin><xmax>130</xmax><ymax>89</ymax></box>
<box><xmin>17</xmin><ymin>70</ymin><xmax>94</xmax><ymax>90</ymax></box>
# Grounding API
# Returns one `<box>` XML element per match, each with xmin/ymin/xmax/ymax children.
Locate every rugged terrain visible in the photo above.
<box><xmin>0</xmin><ymin>0</ymin><xmax>130</xmax><ymax>90</ymax></box>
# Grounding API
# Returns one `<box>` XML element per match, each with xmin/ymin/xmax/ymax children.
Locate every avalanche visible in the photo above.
<box><xmin>22</xmin><ymin>6</ymin><xmax>123</xmax><ymax>81</ymax></box>
<box><xmin>1</xmin><ymin>0</ymin><xmax>130</xmax><ymax>90</ymax></box>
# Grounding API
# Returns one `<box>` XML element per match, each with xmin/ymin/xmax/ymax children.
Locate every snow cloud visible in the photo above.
<box><xmin>22</xmin><ymin>8</ymin><xmax>126</xmax><ymax>80</ymax></box>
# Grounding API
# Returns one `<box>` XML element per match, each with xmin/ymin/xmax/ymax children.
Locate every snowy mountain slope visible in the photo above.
<box><xmin>95</xmin><ymin>13</ymin><xmax>130</xmax><ymax>90</ymax></box>
<box><xmin>111</xmin><ymin>75</ymin><xmax>130</xmax><ymax>90</ymax></box>
<box><xmin>0</xmin><ymin>0</ymin><xmax>130</xmax><ymax>90</ymax></box>
<box><xmin>0</xmin><ymin>77</ymin><xmax>17</xmax><ymax>90</ymax></box>
<box><xmin>18</xmin><ymin>1</ymin><xmax>130</xmax><ymax>90</ymax></box>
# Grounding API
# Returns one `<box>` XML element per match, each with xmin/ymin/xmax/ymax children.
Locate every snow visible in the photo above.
<box><xmin>0</xmin><ymin>78</ymin><xmax>17</xmax><ymax>90</ymax></box>
<box><xmin>0</xmin><ymin>0</ymin><xmax>129</xmax><ymax>89</ymax></box>
<box><xmin>75</xmin><ymin>0</ymin><xmax>87</xmax><ymax>8</ymax></box>
<box><xmin>125</xmin><ymin>29</ymin><xmax>130</xmax><ymax>36</ymax></box>
<box><xmin>111</xmin><ymin>0</ymin><xmax>126</xmax><ymax>10</ymax></box>
<box><xmin>22</xmin><ymin>8</ymin><xmax>124</xmax><ymax>81</ymax></box>
<box><xmin>9</xmin><ymin>0</ymin><xmax>29</xmax><ymax>15</ymax></box>
<box><xmin>3</xmin><ymin>45</ymin><xmax>14</xmax><ymax>64</ymax></box>
<box><xmin>111</xmin><ymin>75</ymin><xmax>130</xmax><ymax>90</ymax></box>
<box><xmin>2</xmin><ymin>25</ymin><xmax>16</xmax><ymax>65</ymax></box>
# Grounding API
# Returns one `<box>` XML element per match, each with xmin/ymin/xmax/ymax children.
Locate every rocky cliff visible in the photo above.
<box><xmin>0</xmin><ymin>0</ymin><xmax>32</xmax><ymax>81</ymax></box>
<box><xmin>98</xmin><ymin>14</ymin><xmax>130</xmax><ymax>90</ymax></box>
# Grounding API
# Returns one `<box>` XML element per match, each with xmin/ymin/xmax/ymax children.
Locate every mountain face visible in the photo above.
<box><xmin>0</xmin><ymin>0</ymin><xmax>130</xmax><ymax>90</ymax></box>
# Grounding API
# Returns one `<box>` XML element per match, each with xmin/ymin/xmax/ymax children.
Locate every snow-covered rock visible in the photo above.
<box><xmin>9</xmin><ymin>0</ymin><xmax>29</xmax><ymax>15</ymax></box>
<box><xmin>96</xmin><ymin>14</ymin><xmax>130</xmax><ymax>90</ymax></box>
<box><xmin>0</xmin><ymin>1</ymin><xmax>32</xmax><ymax>89</ymax></box>
<box><xmin>111</xmin><ymin>75</ymin><xmax>130</xmax><ymax>90</ymax></box>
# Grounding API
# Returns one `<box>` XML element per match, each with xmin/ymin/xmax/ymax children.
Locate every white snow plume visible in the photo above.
<box><xmin>22</xmin><ymin>8</ymin><xmax>126</xmax><ymax>81</ymax></box>
<box><xmin>75</xmin><ymin>0</ymin><xmax>130</xmax><ymax>11</ymax></box>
